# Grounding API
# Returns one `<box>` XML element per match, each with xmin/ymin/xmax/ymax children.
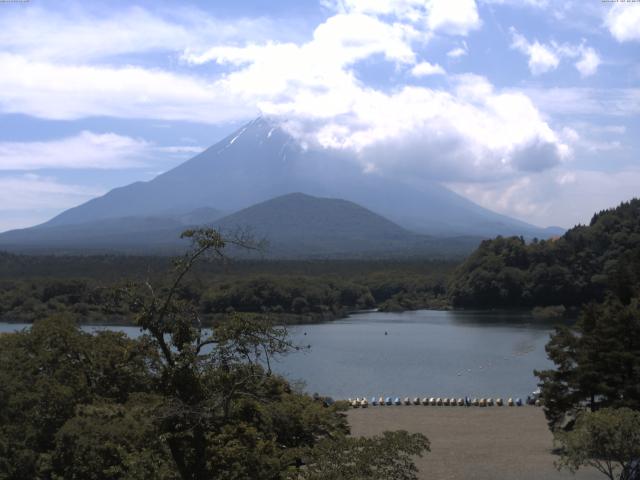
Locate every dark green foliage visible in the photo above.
<box><xmin>50</xmin><ymin>396</ymin><xmax>178</xmax><ymax>480</ymax></box>
<box><xmin>554</xmin><ymin>408</ymin><xmax>640</xmax><ymax>480</ymax></box>
<box><xmin>0</xmin><ymin>228</ymin><xmax>430</xmax><ymax>479</ymax></box>
<box><xmin>294</xmin><ymin>430</ymin><xmax>430</xmax><ymax>480</ymax></box>
<box><xmin>0</xmin><ymin>254</ymin><xmax>457</xmax><ymax>323</ymax></box>
<box><xmin>201</xmin><ymin>276</ymin><xmax>375</xmax><ymax>317</ymax></box>
<box><xmin>363</xmin><ymin>271</ymin><xmax>449</xmax><ymax>311</ymax></box>
<box><xmin>0</xmin><ymin>316</ymin><xmax>154</xmax><ymax>479</ymax></box>
<box><xmin>449</xmin><ymin>199</ymin><xmax>640</xmax><ymax>308</ymax></box>
<box><xmin>535</xmin><ymin>298</ymin><xmax>640</xmax><ymax>429</ymax></box>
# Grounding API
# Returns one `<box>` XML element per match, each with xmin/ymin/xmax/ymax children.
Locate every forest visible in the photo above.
<box><xmin>0</xmin><ymin>254</ymin><xmax>453</xmax><ymax>325</ymax></box>
<box><xmin>0</xmin><ymin>230</ymin><xmax>430</xmax><ymax>479</ymax></box>
<box><xmin>2</xmin><ymin>202</ymin><xmax>640</xmax><ymax>479</ymax></box>
<box><xmin>3</xmin><ymin>200</ymin><xmax>640</xmax><ymax>325</ymax></box>
<box><xmin>448</xmin><ymin>199</ymin><xmax>640</xmax><ymax>310</ymax></box>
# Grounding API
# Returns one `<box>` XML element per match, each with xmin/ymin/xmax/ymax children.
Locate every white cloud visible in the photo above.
<box><xmin>0</xmin><ymin>53</ymin><xmax>257</xmax><ymax>123</ymax></box>
<box><xmin>481</xmin><ymin>0</ymin><xmax>548</xmax><ymax>7</ymax></box>
<box><xmin>426</xmin><ymin>0</ymin><xmax>481</xmax><ymax>36</ymax></box>
<box><xmin>0</xmin><ymin>0</ymin><xmax>617</xmax><ymax>230</ymax></box>
<box><xmin>411</xmin><ymin>61</ymin><xmax>446</xmax><ymax>76</ymax></box>
<box><xmin>447</xmin><ymin>45</ymin><xmax>468</xmax><ymax>58</ymax></box>
<box><xmin>0</xmin><ymin>174</ymin><xmax>104</xmax><ymax>231</ymax></box>
<box><xmin>0</xmin><ymin>6</ymin><xmax>286</xmax><ymax>62</ymax></box>
<box><xmin>449</xmin><ymin>168</ymin><xmax>640</xmax><ymax>227</ymax></box>
<box><xmin>156</xmin><ymin>146</ymin><xmax>204</xmax><ymax>155</ymax></box>
<box><xmin>0</xmin><ymin>132</ymin><xmax>151</xmax><ymax>171</ymax></box>
<box><xmin>180</xmin><ymin>11</ymin><xmax>568</xmax><ymax>184</ymax></box>
<box><xmin>261</xmin><ymin>74</ymin><xmax>569</xmax><ymax>182</ymax></box>
<box><xmin>510</xmin><ymin>29</ymin><xmax>560</xmax><ymax>74</ymax></box>
<box><xmin>605</xmin><ymin>3</ymin><xmax>640</xmax><ymax>42</ymax></box>
<box><xmin>510</xmin><ymin>28</ymin><xmax>600</xmax><ymax>77</ymax></box>
<box><xmin>186</xmin><ymin>13</ymin><xmax>416</xmax><ymax>71</ymax></box>
<box><xmin>325</xmin><ymin>0</ymin><xmax>481</xmax><ymax>36</ymax></box>
<box><xmin>520</xmin><ymin>87</ymin><xmax>640</xmax><ymax>116</ymax></box>
<box><xmin>575</xmin><ymin>46</ymin><xmax>600</xmax><ymax>77</ymax></box>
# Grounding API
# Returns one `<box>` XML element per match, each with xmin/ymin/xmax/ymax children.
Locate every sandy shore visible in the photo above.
<box><xmin>348</xmin><ymin>406</ymin><xmax>602</xmax><ymax>480</ymax></box>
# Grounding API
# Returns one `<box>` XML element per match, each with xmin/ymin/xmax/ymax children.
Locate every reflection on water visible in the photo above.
<box><xmin>0</xmin><ymin>309</ymin><xmax>561</xmax><ymax>400</ymax></box>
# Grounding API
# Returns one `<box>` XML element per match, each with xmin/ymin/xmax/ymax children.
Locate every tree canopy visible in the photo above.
<box><xmin>0</xmin><ymin>228</ymin><xmax>429</xmax><ymax>480</ymax></box>
<box><xmin>535</xmin><ymin>298</ymin><xmax>640</xmax><ymax>430</ymax></box>
<box><xmin>449</xmin><ymin>199</ymin><xmax>640</xmax><ymax>309</ymax></box>
<box><xmin>554</xmin><ymin>407</ymin><xmax>640</xmax><ymax>480</ymax></box>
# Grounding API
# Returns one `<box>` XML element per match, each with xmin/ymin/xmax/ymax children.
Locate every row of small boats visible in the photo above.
<box><xmin>348</xmin><ymin>396</ymin><xmax>542</xmax><ymax>408</ymax></box>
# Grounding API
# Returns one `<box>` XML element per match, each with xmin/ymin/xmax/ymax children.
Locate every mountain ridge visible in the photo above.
<box><xmin>0</xmin><ymin>193</ymin><xmax>483</xmax><ymax>257</ymax></box>
<box><xmin>37</xmin><ymin>117</ymin><xmax>559</xmax><ymax>237</ymax></box>
<box><xmin>0</xmin><ymin>117</ymin><xmax>564</xmax><ymax>256</ymax></box>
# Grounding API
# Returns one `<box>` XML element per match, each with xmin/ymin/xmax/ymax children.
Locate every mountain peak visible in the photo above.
<box><xmin>10</xmin><ymin>115</ymin><xmax>562</xmax><ymax>241</ymax></box>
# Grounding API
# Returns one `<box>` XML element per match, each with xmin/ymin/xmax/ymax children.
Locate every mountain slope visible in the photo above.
<box><xmin>35</xmin><ymin>118</ymin><xmax>559</xmax><ymax>238</ymax></box>
<box><xmin>214</xmin><ymin>193</ymin><xmax>481</xmax><ymax>258</ymax></box>
<box><xmin>214</xmin><ymin>193</ymin><xmax>411</xmax><ymax>256</ymax></box>
<box><xmin>0</xmin><ymin>194</ymin><xmax>481</xmax><ymax>257</ymax></box>
<box><xmin>0</xmin><ymin>208</ymin><xmax>223</xmax><ymax>254</ymax></box>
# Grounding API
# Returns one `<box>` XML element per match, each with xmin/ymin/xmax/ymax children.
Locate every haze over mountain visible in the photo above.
<box><xmin>0</xmin><ymin>193</ymin><xmax>480</xmax><ymax>257</ymax></box>
<box><xmin>0</xmin><ymin>117</ymin><xmax>563</xmax><ymax>256</ymax></box>
<box><xmin>214</xmin><ymin>193</ymin><xmax>480</xmax><ymax>258</ymax></box>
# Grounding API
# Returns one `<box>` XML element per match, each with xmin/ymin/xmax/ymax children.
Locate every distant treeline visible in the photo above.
<box><xmin>0</xmin><ymin>254</ymin><xmax>455</xmax><ymax>324</ymax></box>
<box><xmin>448</xmin><ymin>199</ymin><xmax>640</xmax><ymax>309</ymax></box>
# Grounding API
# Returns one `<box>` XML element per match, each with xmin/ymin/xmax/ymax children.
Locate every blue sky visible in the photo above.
<box><xmin>0</xmin><ymin>0</ymin><xmax>638</xmax><ymax>231</ymax></box>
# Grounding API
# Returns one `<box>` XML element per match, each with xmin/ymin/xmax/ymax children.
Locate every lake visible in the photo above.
<box><xmin>0</xmin><ymin>309</ymin><xmax>558</xmax><ymax>400</ymax></box>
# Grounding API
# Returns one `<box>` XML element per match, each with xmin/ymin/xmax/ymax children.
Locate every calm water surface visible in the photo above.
<box><xmin>0</xmin><ymin>310</ymin><xmax>558</xmax><ymax>399</ymax></box>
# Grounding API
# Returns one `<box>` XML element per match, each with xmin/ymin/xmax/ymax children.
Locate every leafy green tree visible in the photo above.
<box><xmin>449</xmin><ymin>199</ymin><xmax>640</xmax><ymax>309</ymax></box>
<box><xmin>294</xmin><ymin>431</ymin><xmax>429</xmax><ymax>480</ymax></box>
<box><xmin>0</xmin><ymin>315</ymin><xmax>154</xmax><ymax>479</ymax></box>
<box><xmin>1</xmin><ymin>228</ymin><xmax>430</xmax><ymax>480</ymax></box>
<box><xmin>536</xmin><ymin>298</ymin><xmax>640</xmax><ymax>429</ymax></box>
<box><xmin>555</xmin><ymin>408</ymin><xmax>640</xmax><ymax>480</ymax></box>
<box><xmin>50</xmin><ymin>395</ymin><xmax>177</xmax><ymax>480</ymax></box>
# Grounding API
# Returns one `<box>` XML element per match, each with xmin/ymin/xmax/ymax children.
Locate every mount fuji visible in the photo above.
<box><xmin>0</xmin><ymin>117</ymin><xmax>562</xmax><ymax>256</ymax></box>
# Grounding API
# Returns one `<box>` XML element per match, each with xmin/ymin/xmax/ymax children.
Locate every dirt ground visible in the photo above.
<box><xmin>348</xmin><ymin>406</ymin><xmax>603</xmax><ymax>480</ymax></box>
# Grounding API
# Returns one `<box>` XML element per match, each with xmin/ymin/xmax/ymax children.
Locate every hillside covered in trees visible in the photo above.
<box><xmin>448</xmin><ymin>199</ymin><xmax>640</xmax><ymax>309</ymax></box>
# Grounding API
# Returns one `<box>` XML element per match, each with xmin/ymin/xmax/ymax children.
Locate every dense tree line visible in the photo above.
<box><xmin>449</xmin><ymin>199</ymin><xmax>640</xmax><ymax>309</ymax></box>
<box><xmin>0</xmin><ymin>257</ymin><xmax>454</xmax><ymax>324</ymax></box>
